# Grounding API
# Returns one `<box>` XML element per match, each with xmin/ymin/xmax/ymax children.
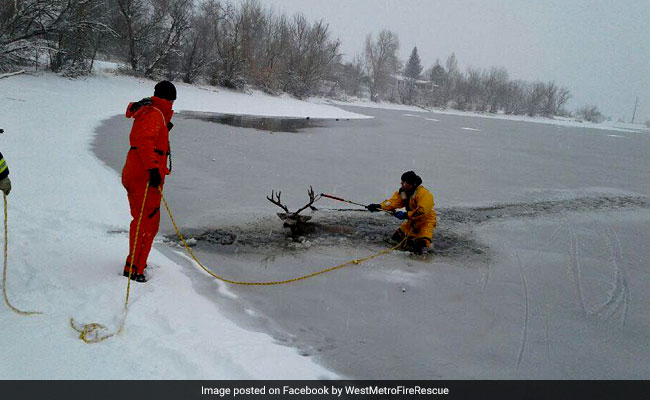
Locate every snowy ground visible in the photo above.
<box><xmin>2</xmin><ymin>67</ymin><xmax>649</xmax><ymax>379</ymax></box>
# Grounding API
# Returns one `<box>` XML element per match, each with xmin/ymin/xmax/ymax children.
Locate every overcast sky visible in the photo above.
<box><xmin>256</xmin><ymin>0</ymin><xmax>650</xmax><ymax>122</ymax></box>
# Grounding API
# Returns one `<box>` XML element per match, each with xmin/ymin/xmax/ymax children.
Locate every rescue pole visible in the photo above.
<box><xmin>320</xmin><ymin>193</ymin><xmax>392</xmax><ymax>214</ymax></box>
<box><xmin>320</xmin><ymin>193</ymin><xmax>367</xmax><ymax>208</ymax></box>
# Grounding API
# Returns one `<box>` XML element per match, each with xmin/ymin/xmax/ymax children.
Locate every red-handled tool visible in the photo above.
<box><xmin>320</xmin><ymin>193</ymin><xmax>392</xmax><ymax>214</ymax></box>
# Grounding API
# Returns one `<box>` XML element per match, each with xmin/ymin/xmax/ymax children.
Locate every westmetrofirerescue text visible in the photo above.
<box><xmin>201</xmin><ymin>385</ymin><xmax>450</xmax><ymax>397</ymax></box>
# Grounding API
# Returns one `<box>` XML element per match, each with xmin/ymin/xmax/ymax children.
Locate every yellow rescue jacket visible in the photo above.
<box><xmin>380</xmin><ymin>185</ymin><xmax>436</xmax><ymax>241</ymax></box>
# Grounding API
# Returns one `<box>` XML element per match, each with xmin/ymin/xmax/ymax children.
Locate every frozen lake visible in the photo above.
<box><xmin>94</xmin><ymin>105</ymin><xmax>650</xmax><ymax>379</ymax></box>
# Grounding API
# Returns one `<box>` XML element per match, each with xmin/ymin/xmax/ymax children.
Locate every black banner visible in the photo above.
<box><xmin>1</xmin><ymin>380</ymin><xmax>647</xmax><ymax>400</ymax></box>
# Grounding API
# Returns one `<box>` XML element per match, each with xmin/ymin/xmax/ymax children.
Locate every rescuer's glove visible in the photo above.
<box><xmin>393</xmin><ymin>211</ymin><xmax>408</xmax><ymax>220</ymax></box>
<box><xmin>366</xmin><ymin>203</ymin><xmax>381</xmax><ymax>212</ymax></box>
<box><xmin>167</xmin><ymin>122</ymin><xmax>173</xmax><ymax>131</ymax></box>
<box><xmin>148</xmin><ymin>168</ymin><xmax>162</xmax><ymax>188</ymax></box>
<box><xmin>0</xmin><ymin>177</ymin><xmax>11</xmax><ymax>196</ymax></box>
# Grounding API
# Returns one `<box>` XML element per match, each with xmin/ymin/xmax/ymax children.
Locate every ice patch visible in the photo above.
<box><xmin>176</xmin><ymin>251</ymin><xmax>239</xmax><ymax>300</ymax></box>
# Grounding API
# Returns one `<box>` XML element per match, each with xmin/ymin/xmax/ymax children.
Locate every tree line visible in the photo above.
<box><xmin>0</xmin><ymin>0</ymin><xmax>341</xmax><ymax>99</ymax></box>
<box><xmin>337</xmin><ymin>29</ymin><xmax>603</xmax><ymax>122</ymax></box>
<box><xmin>349</xmin><ymin>30</ymin><xmax>588</xmax><ymax>120</ymax></box>
<box><xmin>1</xmin><ymin>0</ymin><xmax>604</xmax><ymax>121</ymax></box>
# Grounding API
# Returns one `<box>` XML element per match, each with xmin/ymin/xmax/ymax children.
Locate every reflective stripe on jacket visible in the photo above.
<box><xmin>0</xmin><ymin>152</ymin><xmax>9</xmax><ymax>180</ymax></box>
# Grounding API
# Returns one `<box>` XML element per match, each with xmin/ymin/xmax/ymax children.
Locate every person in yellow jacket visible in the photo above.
<box><xmin>366</xmin><ymin>171</ymin><xmax>436</xmax><ymax>254</ymax></box>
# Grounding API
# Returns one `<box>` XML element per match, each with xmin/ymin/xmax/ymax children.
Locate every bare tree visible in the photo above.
<box><xmin>209</xmin><ymin>1</ymin><xmax>246</xmax><ymax>88</ymax></box>
<box><xmin>524</xmin><ymin>81</ymin><xmax>546</xmax><ymax>117</ymax></box>
<box><xmin>114</xmin><ymin>0</ymin><xmax>148</xmax><ymax>71</ymax></box>
<box><xmin>260</xmin><ymin>13</ymin><xmax>292</xmax><ymax>92</ymax></box>
<box><xmin>179</xmin><ymin>0</ymin><xmax>220</xmax><ymax>83</ymax></box>
<box><xmin>282</xmin><ymin>15</ymin><xmax>340</xmax><ymax>98</ymax></box>
<box><xmin>502</xmin><ymin>80</ymin><xmax>526</xmax><ymax>115</ymax></box>
<box><xmin>464</xmin><ymin>66</ymin><xmax>482</xmax><ymax>111</ymax></box>
<box><xmin>249</xmin><ymin>8</ymin><xmax>287</xmax><ymax>92</ymax></box>
<box><xmin>556</xmin><ymin>86</ymin><xmax>571</xmax><ymax>116</ymax></box>
<box><xmin>1</xmin><ymin>0</ymin><xmax>68</xmax><ymax>70</ymax></box>
<box><xmin>114</xmin><ymin>0</ymin><xmax>191</xmax><ymax>77</ymax></box>
<box><xmin>48</xmin><ymin>0</ymin><xmax>117</xmax><ymax>76</ymax></box>
<box><xmin>479</xmin><ymin>66</ymin><xmax>508</xmax><ymax>113</ymax></box>
<box><xmin>0</xmin><ymin>0</ymin><xmax>114</xmax><ymax>73</ymax></box>
<box><xmin>364</xmin><ymin>29</ymin><xmax>400</xmax><ymax>102</ymax></box>
<box><xmin>281</xmin><ymin>13</ymin><xmax>308</xmax><ymax>94</ymax></box>
<box><xmin>286</xmin><ymin>16</ymin><xmax>338</xmax><ymax>96</ymax></box>
<box><xmin>143</xmin><ymin>0</ymin><xmax>191</xmax><ymax>77</ymax></box>
<box><xmin>540</xmin><ymin>81</ymin><xmax>558</xmax><ymax>117</ymax></box>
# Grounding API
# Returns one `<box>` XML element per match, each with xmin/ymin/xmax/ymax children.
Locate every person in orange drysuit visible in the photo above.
<box><xmin>122</xmin><ymin>81</ymin><xmax>176</xmax><ymax>282</ymax></box>
<box><xmin>366</xmin><ymin>171</ymin><xmax>436</xmax><ymax>254</ymax></box>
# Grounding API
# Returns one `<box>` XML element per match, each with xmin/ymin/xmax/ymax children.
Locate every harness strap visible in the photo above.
<box><xmin>129</xmin><ymin>105</ymin><xmax>173</xmax><ymax>173</ymax></box>
<box><xmin>129</xmin><ymin>146</ymin><xmax>169</xmax><ymax>156</ymax></box>
<box><xmin>148</xmin><ymin>106</ymin><xmax>172</xmax><ymax>173</ymax></box>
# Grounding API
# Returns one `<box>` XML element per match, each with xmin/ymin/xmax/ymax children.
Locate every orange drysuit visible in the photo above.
<box><xmin>122</xmin><ymin>96</ymin><xmax>173</xmax><ymax>274</ymax></box>
<box><xmin>380</xmin><ymin>185</ymin><xmax>436</xmax><ymax>246</ymax></box>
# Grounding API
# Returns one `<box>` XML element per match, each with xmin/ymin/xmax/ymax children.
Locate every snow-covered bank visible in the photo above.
<box><xmin>315</xmin><ymin>97</ymin><xmax>649</xmax><ymax>133</ymax></box>
<box><xmin>177</xmin><ymin>85</ymin><xmax>371</xmax><ymax>120</ymax></box>
<box><xmin>0</xmin><ymin>71</ymin><xmax>355</xmax><ymax>379</ymax></box>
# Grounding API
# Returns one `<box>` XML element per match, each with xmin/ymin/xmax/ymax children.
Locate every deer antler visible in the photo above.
<box><xmin>293</xmin><ymin>186</ymin><xmax>320</xmax><ymax>216</ymax></box>
<box><xmin>267</xmin><ymin>190</ymin><xmax>289</xmax><ymax>214</ymax></box>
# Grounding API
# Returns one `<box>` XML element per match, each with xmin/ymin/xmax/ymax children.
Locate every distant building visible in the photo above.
<box><xmin>392</xmin><ymin>74</ymin><xmax>435</xmax><ymax>91</ymax></box>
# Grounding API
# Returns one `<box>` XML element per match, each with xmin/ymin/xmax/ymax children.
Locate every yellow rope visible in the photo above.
<box><xmin>2</xmin><ymin>193</ymin><xmax>42</xmax><ymax>315</ymax></box>
<box><xmin>70</xmin><ymin>182</ymin><xmax>150</xmax><ymax>343</ymax></box>
<box><xmin>72</xmin><ymin>185</ymin><xmax>404</xmax><ymax>343</ymax></box>
<box><xmin>160</xmin><ymin>189</ymin><xmax>405</xmax><ymax>286</ymax></box>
